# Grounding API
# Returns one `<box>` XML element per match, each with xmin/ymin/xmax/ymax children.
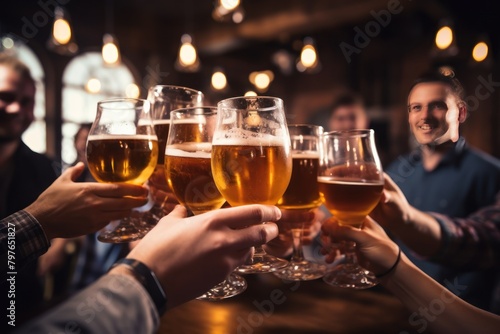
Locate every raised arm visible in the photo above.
<box><xmin>322</xmin><ymin>217</ymin><xmax>500</xmax><ymax>334</ymax></box>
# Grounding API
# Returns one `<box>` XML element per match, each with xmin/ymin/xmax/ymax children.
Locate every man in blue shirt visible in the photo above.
<box><xmin>385</xmin><ymin>70</ymin><xmax>500</xmax><ymax>311</ymax></box>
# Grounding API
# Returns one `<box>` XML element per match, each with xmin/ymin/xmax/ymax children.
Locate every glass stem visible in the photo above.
<box><xmin>291</xmin><ymin>227</ymin><xmax>305</xmax><ymax>262</ymax></box>
<box><xmin>342</xmin><ymin>240</ymin><xmax>358</xmax><ymax>265</ymax></box>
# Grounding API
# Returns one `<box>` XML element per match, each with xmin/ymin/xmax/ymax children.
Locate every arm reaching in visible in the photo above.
<box><xmin>18</xmin><ymin>204</ymin><xmax>280</xmax><ymax>333</ymax></box>
<box><xmin>369</xmin><ymin>173</ymin><xmax>442</xmax><ymax>257</ymax></box>
<box><xmin>24</xmin><ymin>162</ymin><xmax>149</xmax><ymax>239</ymax></box>
<box><xmin>322</xmin><ymin>217</ymin><xmax>500</xmax><ymax>334</ymax></box>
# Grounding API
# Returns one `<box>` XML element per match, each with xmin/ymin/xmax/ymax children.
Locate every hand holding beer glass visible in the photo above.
<box><xmin>211</xmin><ymin>96</ymin><xmax>292</xmax><ymax>273</ymax></box>
<box><xmin>165</xmin><ymin>106</ymin><xmax>246</xmax><ymax>300</ymax></box>
<box><xmin>273</xmin><ymin>124</ymin><xmax>326</xmax><ymax>281</ymax></box>
<box><xmin>86</xmin><ymin>98</ymin><xmax>158</xmax><ymax>243</ymax></box>
<box><xmin>319</xmin><ymin>129</ymin><xmax>383</xmax><ymax>289</ymax></box>
<box><xmin>143</xmin><ymin>85</ymin><xmax>204</xmax><ymax>226</ymax></box>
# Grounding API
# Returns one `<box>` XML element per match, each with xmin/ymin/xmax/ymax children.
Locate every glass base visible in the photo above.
<box><xmin>235</xmin><ymin>252</ymin><xmax>289</xmax><ymax>274</ymax></box>
<box><xmin>197</xmin><ymin>273</ymin><xmax>247</xmax><ymax>301</ymax></box>
<box><xmin>97</xmin><ymin>218</ymin><xmax>149</xmax><ymax>243</ymax></box>
<box><xmin>322</xmin><ymin>263</ymin><xmax>378</xmax><ymax>289</ymax></box>
<box><xmin>273</xmin><ymin>260</ymin><xmax>326</xmax><ymax>281</ymax></box>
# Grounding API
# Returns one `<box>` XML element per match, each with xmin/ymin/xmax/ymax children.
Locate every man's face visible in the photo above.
<box><xmin>328</xmin><ymin>105</ymin><xmax>367</xmax><ymax>131</ymax></box>
<box><xmin>0</xmin><ymin>65</ymin><xmax>35</xmax><ymax>143</ymax></box>
<box><xmin>407</xmin><ymin>82</ymin><xmax>462</xmax><ymax>146</ymax></box>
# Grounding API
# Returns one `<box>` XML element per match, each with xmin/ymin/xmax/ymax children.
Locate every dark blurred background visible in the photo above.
<box><xmin>1</xmin><ymin>0</ymin><xmax>499</xmax><ymax>166</ymax></box>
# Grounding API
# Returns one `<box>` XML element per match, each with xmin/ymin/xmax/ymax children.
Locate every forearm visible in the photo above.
<box><xmin>17</xmin><ymin>272</ymin><xmax>159</xmax><ymax>333</ymax></box>
<box><xmin>390</xmin><ymin>206</ymin><xmax>442</xmax><ymax>257</ymax></box>
<box><xmin>381</xmin><ymin>255</ymin><xmax>500</xmax><ymax>334</ymax></box>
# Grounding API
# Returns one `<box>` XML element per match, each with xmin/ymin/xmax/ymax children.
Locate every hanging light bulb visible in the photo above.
<box><xmin>102</xmin><ymin>33</ymin><xmax>121</xmax><ymax>65</ymax></box>
<box><xmin>47</xmin><ymin>7</ymin><xmax>78</xmax><ymax>55</ymax></box>
<box><xmin>296</xmin><ymin>37</ymin><xmax>321</xmax><ymax>73</ymax></box>
<box><xmin>249</xmin><ymin>70</ymin><xmax>274</xmax><ymax>92</ymax></box>
<box><xmin>211</xmin><ymin>70</ymin><xmax>227</xmax><ymax>90</ymax></box>
<box><xmin>213</xmin><ymin>0</ymin><xmax>244</xmax><ymax>23</ymax></box>
<box><xmin>175</xmin><ymin>34</ymin><xmax>200</xmax><ymax>72</ymax></box>
<box><xmin>86</xmin><ymin>78</ymin><xmax>101</xmax><ymax>94</ymax></box>
<box><xmin>435</xmin><ymin>26</ymin><xmax>453</xmax><ymax>50</ymax></box>
<box><xmin>472</xmin><ymin>41</ymin><xmax>489</xmax><ymax>62</ymax></box>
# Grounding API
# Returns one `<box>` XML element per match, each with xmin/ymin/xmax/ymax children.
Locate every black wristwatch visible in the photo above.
<box><xmin>111</xmin><ymin>258</ymin><xmax>167</xmax><ymax>315</ymax></box>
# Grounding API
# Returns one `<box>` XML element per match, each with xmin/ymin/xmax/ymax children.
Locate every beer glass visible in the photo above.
<box><xmin>165</xmin><ymin>106</ymin><xmax>246</xmax><ymax>300</ymax></box>
<box><xmin>273</xmin><ymin>124</ymin><xmax>326</xmax><ymax>281</ymax></box>
<box><xmin>319</xmin><ymin>129</ymin><xmax>383</xmax><ymax>289</ymax></box>
<box><xmin>142</xmin><ymin>85</ymin><xmax>204</xmax><ymax>226</ymax></box>
<box><xmin>212</xmin><ymin>96</ymin><xmax>292</xmax><ymax>273</ymax></box>
<box><xmin>86</xmin><ymin>98</ymin><xmax>158</xmax><ymax>243</ymax></box>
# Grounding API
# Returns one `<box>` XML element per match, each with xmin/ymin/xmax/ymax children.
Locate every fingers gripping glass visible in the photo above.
<box><xmin>211</xmin><ymin>96</ymin><xmax>292</xmax><ymax>274</ymax></box>
<box><xmin>87</xmin><ymin>98</ymin><xmax>158</xmax><ymax>243</ymax></box>
<box><xmin>164</xmin><ymin>106</ymin><xmax>246</xmax><ymax>300</ymax></box>
<box><xmin>319</xmin><ymin>129</ymin><xmax>383</xmax><ymax>289</ymax></box>
<box><xmin>273</xmin><ymin>124</ymin><xmax>327</xmax><ymax>281</ymax></box>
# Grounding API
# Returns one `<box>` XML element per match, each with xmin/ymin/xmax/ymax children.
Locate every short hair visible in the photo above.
<box><xmin>0</xmin><ymin>52</ymin><xmax>35</xmax><ymax>85</ymax></box>
<box><xmin>330</xmin><ymin>92</ymin><xmax>364</xmax><ymax>115</ymax></box>
<box><xmin>74</xmin><ymin>123</ymin><xmax>93</xmax><ymax>143</ymax></box>
<box><xmin>409</xmin><ymin>68</ymin><xmax>465</xmax><ymax>102</ymax></box>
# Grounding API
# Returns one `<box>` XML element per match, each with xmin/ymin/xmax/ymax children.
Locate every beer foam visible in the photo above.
<box><xmin>165</xmin><ymin>142</ymin><xmax>212</xmax><ymax>158</ymax></box>
<box><xmin>213</xmin><ymin>128</ymin><xmax>287</xmax><ymax>146</ymax></box>
<box><xmin>292</xmin><ymin>151</ymin><xmax>319</xmax><ymax>159</ymax></box>
<box><xmin>317</xmin><ymin>177</ymin><xmax>383</xmax><ymax>185</ymax></box>
<box><xmin>153</xmin><ymin>119</ymin><xmax>170</xmax><ymax>125</ymax></box>
<box><xmin>87</xmin><ymin>134</ymin><xmax>158</xmax><ymax>141</ymax></box>
<box><xmin>171</xmin><ymin>118</ymin><xmax>207</xmax><ymax>125</ymax></box>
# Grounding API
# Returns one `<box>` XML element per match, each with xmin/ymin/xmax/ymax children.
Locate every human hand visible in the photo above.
<box><xmin>321</xmin><ymin>216</ymin><xmax>399</xmax><ymax>276</ymax></box>
<box><xmin>147</xmin><ymin>165</ymin><xmax>179</xmax><ymax>215</ymax></box>
<box><xmin>264</xmin><ymin>208</ymin><xmax>322</xmax><ymax>258</ymax></box>
<box><xmin>369</xmin><ymin>173</ymin><xmax>413</xmax><ymax>231</ymax></box>
<box><xmin>25</xmin><ymin>162</ymin><xmax>149</xmax><ymax>239</ymax></box>
<box><xmin>126</xmin><ymin>204</ymin><xmax>280</xmax><ymax>309</ymax></box>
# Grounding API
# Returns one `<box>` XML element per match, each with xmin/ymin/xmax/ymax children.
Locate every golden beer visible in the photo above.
<box><xmin>153</xmin><ymin>119</ymin><xmax>170</xmax><ymax>165</ymax></box>
<box><xmin>277</xmin><ymin>153</ymin><xmax>321</xmax><ymax>209</ymax></box>
<box><xmin>318</xmin><ymin>177</ymin><xmax>383</xmax><ymax>227</ymax></box>
<box><xmin>165</xmin><ymin>144</ymin><xmax>225</xmax><ymax>214</ymax></box>
<box><xmin>211</xmin><ymin>144</ymin><xmax>292</xmax><ymax>206</ymax></box>
<box><xmin>87</xmin><ymin>135</ymin><xmax>158</xmax><ymax>185</ymax></box>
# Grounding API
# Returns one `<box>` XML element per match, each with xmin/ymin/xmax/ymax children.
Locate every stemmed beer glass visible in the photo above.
<box><xmin>211</xmin><ymin>96</ymin><xmax>292</xmax><ymax>273</ymax></box>
<box><xmin>86</xmin><ymin>98</ymin><xmax>158</xmax><ymax>243</ymax></box>
<box><xmin>165</xmin><ymin>106</ymin><xmax>247</xmax><ymax>300</ymax></box>
<box><xmin>142</xmin><ymin>85</ymin><xmax>204</xmax><ymax>226</ymax></box>
<box><xmin>319</xmin><ymin>129</ymin><xmax>383</xmax><ymax>288</ymax></box>
<box><xmin>273</xmin><ymin>124</ymin><xmax>326</xmax><ymax>281</ymax></box>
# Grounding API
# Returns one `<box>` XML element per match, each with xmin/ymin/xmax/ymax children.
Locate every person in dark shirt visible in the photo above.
<box><xmin>385</xmin><ymin>69</ymin><xmax>500</xmax><ymax>311</ymax></box>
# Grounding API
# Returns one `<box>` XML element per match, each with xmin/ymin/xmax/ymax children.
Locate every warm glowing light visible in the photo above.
<box><xmin>102</xmin><ymin>36</ymin><xmax>120</xmax><ymax>65</ymax></box>
<box><xmin>179</xmin><ymin>42</ymin><xmax>197</xmax><ymax>66</ymax></box>
<box><xmin>244</xmin><ymin>91</ymin><xmax>257</xmax><ymax>97</ymax></box>
<box><xmin>232</xmin><ymin>10</ymin><xmax>244</xmax><ymax>23</ymax></box>
<box><xmin>126</xmin><ymin>83</ymin><xmax>140</xmax><ymax>98</ymax></box>
<box><xmin>53</xmin><ymin>18</ymin><xmax>72</xmax><ymax>45</ymax></box>
<box><xmin>211</xmin><ymin>71</ymin><xmax>227</xmax><ymax>90</ymax></box>
<box><xmin>254</xmin><ymin>73</ymin><xmax>270</xmax><ymax>90</ymax></box>
<box><xmin>86</xmin><ymin>78</ymin><xmax>101</xmax><ymax>93</ymax></box>
<box><xmin>221</xmin><ymin>0</ymin><xmax>240</xmax><ymax>11</ymax></box>
<box><xmin>435</xmin><ymin>26</ymin><xmax>453</xmax><ymax>50</ymax></box>
<box><xmin>472</xmin><ymin>42</ymin><xmax>488</xmax><ymax>62</ymax></box>
<box><xmin>300</xmin><ymin>44</ymin><xmax>317</xmax><ymax>68</ymax></box>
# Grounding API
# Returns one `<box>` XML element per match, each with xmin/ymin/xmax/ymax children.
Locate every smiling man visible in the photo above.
<box><xmin>385</xmin><ymin>69</ymin><xmax>500</xmax><ymax>312</ymax></box>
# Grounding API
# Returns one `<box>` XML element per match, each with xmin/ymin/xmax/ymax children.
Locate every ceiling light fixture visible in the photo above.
<box><xmin>47</xmin><ymin>7</ymin><xmax>78</xmax><ymax>55</ymax></box>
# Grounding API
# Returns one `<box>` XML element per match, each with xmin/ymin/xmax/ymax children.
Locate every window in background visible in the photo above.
<box><xmin>61</xmin><ymin>52</ymin><xmax>138</xmax><ymax>165</ymax></box>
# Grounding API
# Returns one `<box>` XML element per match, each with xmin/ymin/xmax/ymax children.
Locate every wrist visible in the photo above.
<box><xmin>110</xmin><ymin>258</ymin><xmax>167</xmax><ymax>315</ymax></box>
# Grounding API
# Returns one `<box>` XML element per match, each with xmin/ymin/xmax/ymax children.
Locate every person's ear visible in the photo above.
<box><xmin>457</xmin><ymin>101</ymin><xmax>467</xmax><ymax>123</ymax></box>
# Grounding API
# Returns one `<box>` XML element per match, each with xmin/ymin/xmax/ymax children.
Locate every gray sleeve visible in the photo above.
<box><xmin>17</xmin><ymin>273</ymin><xmax>159</xmax><ymax>334</ymax></box>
